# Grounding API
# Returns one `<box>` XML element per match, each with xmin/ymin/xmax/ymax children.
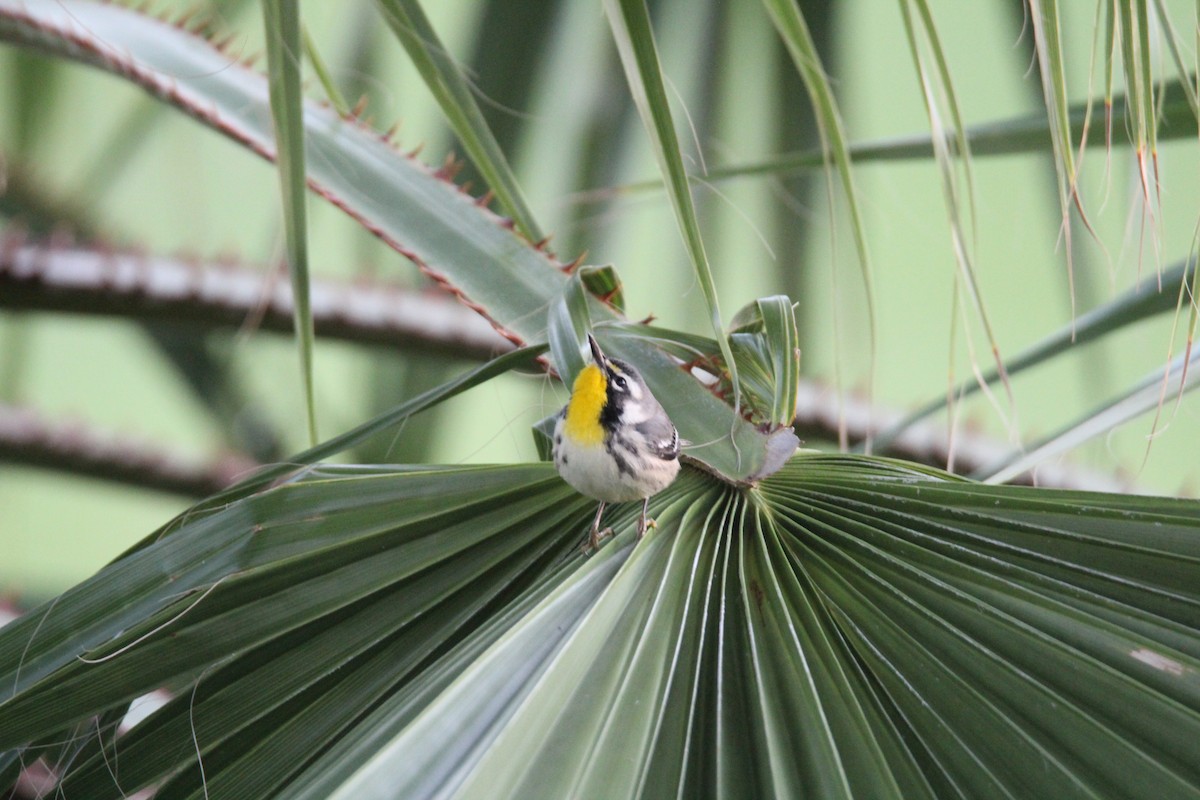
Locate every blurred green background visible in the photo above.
<box><xmin>2</xmin><ymin>0</ymin><xmax>1198</xmax><ymax>596</ymax></box>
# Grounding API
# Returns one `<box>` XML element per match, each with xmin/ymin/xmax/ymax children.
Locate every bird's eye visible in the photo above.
<box><xmin>611</xmin><ymin>374</ymin><xmax>628</xmax><ymax>392</ymax></box>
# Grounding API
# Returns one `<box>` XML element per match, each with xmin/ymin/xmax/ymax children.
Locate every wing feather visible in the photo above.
<box><xmin>635</xmin><ymin>417</ymin><xmax>680</xmax><ymax>460</ymax></box>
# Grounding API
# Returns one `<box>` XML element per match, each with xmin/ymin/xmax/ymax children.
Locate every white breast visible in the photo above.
<box><xmin>553</xmin><ymin>414</ymin><xmax>680</xmax><ymax>503</ymax></box>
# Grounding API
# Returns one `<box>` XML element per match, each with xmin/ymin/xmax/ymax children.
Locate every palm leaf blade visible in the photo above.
<box><xmin>2</xmin><ymin>456</ymin><xmax>1199</xmax><ymax>799</ymax></box>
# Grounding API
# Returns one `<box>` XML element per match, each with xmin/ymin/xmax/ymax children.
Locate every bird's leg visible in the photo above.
<box><xmin>586</xmin><ymin>501</ymin><xmax>610</xmax><ymax>552</ymax></box>
<box><xmin>637</xmin><ymin>497</ymin><xmax>652</xmax><ymax>539</ymax></box>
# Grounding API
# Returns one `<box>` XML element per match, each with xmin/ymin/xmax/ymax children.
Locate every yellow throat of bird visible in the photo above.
<box><xmin>564</xmin><ymin>364</ymin><xmax>608</xmax><ymax>445</ymax></box>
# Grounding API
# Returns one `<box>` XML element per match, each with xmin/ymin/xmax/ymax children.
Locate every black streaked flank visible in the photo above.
<box><xmin>605</xmin><ymin>440</ymin><xmax>634</xmax><ymax>476</ymax></box>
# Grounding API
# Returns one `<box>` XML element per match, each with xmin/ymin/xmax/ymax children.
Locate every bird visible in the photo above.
<box><xmin>553</xmin><ymin>333</ymin><xmax>682</xmax><ymax>551</ymax></box>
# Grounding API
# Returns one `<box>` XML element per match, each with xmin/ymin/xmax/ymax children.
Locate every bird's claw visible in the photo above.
<box><xmin>637</xmin><ymin>517</ymin><xmax>657</xmax><ymax>539</ymax></box>
<box><xmin>583</xmin><ymin>526</ymin><xmax>614</xmax><ymax>554</ymax></box>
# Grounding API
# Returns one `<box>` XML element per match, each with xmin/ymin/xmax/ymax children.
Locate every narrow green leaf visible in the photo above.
<box><xmin>601</xmin><ymin>0</ymin><xmax>743</xmax><ymax>414</ymax></box>
<box><xmin>302</xmin><ymin>23</ymin><xmax>350</xmax><ymax>116</ymax></box>
<box><xmin>1107</xmin><ymin>2</ymin><xmax>1162</xmax><ymax>242</ymax></box>
<box><xmin>1150</xmin><ymin>0</ymin><xmax>1200</xmax><ymax>117</ymax></box>
<box><xmin>372</xmin><ymin>0</ymin><xmax>545</xmax><ymax>243</ymax></box>
<box><xmin>547</xmin><ymin>270</ymin><xmax>597</xmax><ymax>388</ymax></box>
<box><xmin>729</xmin><ymin>296</ymin><xmax>801</xmax><ymax>428</ymax></box>
<box><xmin>262</xmin><ymin>0</ymin><xmax>318</xmax><ymax>445</ymax></box>
<box><xmin>1027</xmin><ymin>0</ymin><xmax>1080</xmax><ymax>307</ymax></box>
<box><xmin>761</xmin><ymin>0</ymin><xmax>876</xmax><ymax>401</ymax></box>
<box><xmin>160</xmin><ymin>343</ymin><xmax>548</xmax><ymax>530</ymax></box>
<box><xmin>578</xmin><ymin>264</ymin><xmax>625</xmax><ymax>316</ymax></box>
<box><xmin>546</xmin><ymin>264</ymin><xmax>626</xmax><ymax>388</ymax></box>
<box><xmin>740</xmin><ymin>517</ymin><xmax>857</xmax><ymax>798</ymax></box>
<box><xmin>1131</xmin><ymin>0</ymin><xmax>1156</xmax><ymax>160</ymax></box>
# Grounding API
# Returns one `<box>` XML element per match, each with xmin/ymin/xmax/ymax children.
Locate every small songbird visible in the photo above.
<box><xmin>553</xmin><ymin>334</ymin><xmax>682</xmax><ymax>550</ymax></box>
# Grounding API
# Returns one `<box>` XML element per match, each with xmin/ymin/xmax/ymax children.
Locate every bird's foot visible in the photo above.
<box><xmin>636</xmin><ymin>497</ymin><xmax>655</xmax><ymax>539</ymax></box>
<box><xmin>583</xmin><ymin>526</ymin><xmax>614</xmax><ymax>554</ymax></box>
<box><xmin>637</xmin><ymin>516</ymin><xmax>658</xmax><ymax>539</ymax></box>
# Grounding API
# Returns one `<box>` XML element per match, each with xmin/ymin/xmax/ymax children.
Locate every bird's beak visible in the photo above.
<box><xmin>587</xmin><ymin>334</ymin><xmax>606</xmax><ymax>368</ymax></box>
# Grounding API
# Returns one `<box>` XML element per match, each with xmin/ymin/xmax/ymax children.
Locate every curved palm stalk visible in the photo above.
<box><xmin>0</xmin><ymin>234</ymin><xmax>512</xmax><ymax>358</ymax></box>
<box><xmin>0</xmin><ymin>402</ymin><xmax>257</xmax><ymax>497</ymax></box>
<box><xmin>0</xmin><ymin>456</ymin><xmax>1197</xmax><ymax>798</ymax></box>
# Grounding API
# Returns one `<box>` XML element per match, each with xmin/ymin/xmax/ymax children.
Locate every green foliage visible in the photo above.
<box><xmin>2</xmin><ymin>457</ymin><xmax>1199</xmax><ymax>797</ymax></box>
<box><xmin>2</xmin><ymin>0</ymin><xmax>1200</xmax><ymax>798</ymax></box>
<box><xmin>262</xmin><ymin>0</ymin><xmax>318</xmax><ymax>444</ymax></box>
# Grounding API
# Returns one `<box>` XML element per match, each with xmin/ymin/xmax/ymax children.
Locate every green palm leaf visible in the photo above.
<box><xmin>262</xmin><ymin>0</ymin><xmax>318</xmax><ymax>445</ymax></box>
<box><xmin>2</xmin><ymin>455</ymin><xmax>1198</xmax><ymax>798</ymax></box>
